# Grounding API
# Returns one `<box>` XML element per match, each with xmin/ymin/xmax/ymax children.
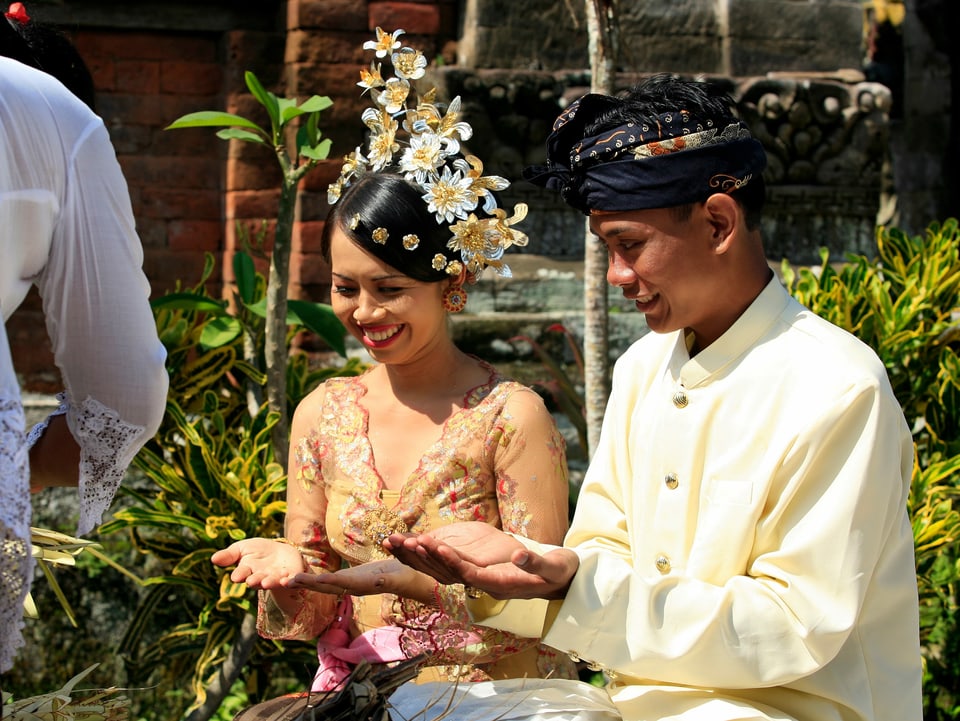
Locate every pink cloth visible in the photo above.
<box><xmin>310</xmin><ymin>595</ymin><xmax>487</xmax><ymax>692</ymax></box>
<box><xmin>311</xmin><ymin>596</ymin><xmax>406</xmax><ymax>692</ymax></box>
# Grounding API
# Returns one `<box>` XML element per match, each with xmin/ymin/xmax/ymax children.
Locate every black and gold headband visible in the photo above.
<box><xmin>524</xmin><ymin>92</ymin><xmax>768</xmax><ymax>214</ymax></box>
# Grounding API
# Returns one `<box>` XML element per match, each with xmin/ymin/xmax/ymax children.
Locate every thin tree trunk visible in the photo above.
<box><xmin>583</xmin><ymin>0</ymin><xmax>619</xmax><ymax>457</ymax></box>
<box><xmin>184</xmin><ymin>613</ymin><xmax>260</xmax><ymax>721</ymax></box>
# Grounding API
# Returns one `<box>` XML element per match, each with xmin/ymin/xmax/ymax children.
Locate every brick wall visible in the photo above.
<box><xmin>10</xmin><ymin>0</ymin><xmax>456</xmax><ymax>389</ymax></box>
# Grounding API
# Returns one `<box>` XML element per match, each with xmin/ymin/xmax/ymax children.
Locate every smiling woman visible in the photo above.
<box><xmin>210</xmin><ymin>27</ymin><xmax>578</xmax><ymax>702</ymax></box>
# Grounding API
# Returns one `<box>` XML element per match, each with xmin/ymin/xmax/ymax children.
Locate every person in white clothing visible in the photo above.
<box><xmin>314</xmin><ymin>75</ymin><xmax>922</xmax><ymax>721</ymax></box>
<box><xmin>0</xmin><ymin>5</ymin><xmax>168</xmax><ymax>676</ymax></box>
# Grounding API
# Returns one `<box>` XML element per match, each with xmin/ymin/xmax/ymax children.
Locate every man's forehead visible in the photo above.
<box><xmin>589</xmin><ymin>208</ymin><xmax>670</xmax><ymax>236</ymax></box>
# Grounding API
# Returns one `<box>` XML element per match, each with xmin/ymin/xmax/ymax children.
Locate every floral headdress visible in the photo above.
<box><xmin>328</xmin><ymin>27</ymin><xmax>529</xmax><ymax>279</ymax></box>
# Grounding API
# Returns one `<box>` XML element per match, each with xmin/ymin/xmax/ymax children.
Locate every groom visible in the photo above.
<box><xmin>385</xmin><ymin>73</ymin><xmax>923</xmax><ymax>721</ymax></box>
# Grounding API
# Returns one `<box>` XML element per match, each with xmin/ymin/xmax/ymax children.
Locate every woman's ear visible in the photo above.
<box><xmin>703</xmin><ymin>193</ymin><xmax>740</xmax><ymax>254</ymax></box>
<box><xmin>450</xmin><ymin>265</ymin><xmax>469</xmax><ymax>287</ymax></box>
<box><xmin>439</xmin><ymin>265</ymin><xmax>468</xmax><ymax>298</ymax></box>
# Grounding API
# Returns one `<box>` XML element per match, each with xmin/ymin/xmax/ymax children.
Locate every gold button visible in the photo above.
<box><xmin>672</xmin><ymin>391</ymin><xmax>688</xmax><ymax>408</ymax></box>
<box><xmin>655</xmin><ymin>555</ymin><xmax>671</xmax><ymax>573</ymax></box>
<box><xmin>664</xmin><ymin>473</ymin><xmax>678</xmax><ymax>489</ymax></box>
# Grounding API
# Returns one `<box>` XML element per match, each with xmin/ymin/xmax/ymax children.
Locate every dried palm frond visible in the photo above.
<box><xmin>1</xmin><ymin>664</ymin><xmax>129</xmax><ymax>721</ymax></box>
<box><xmin>26</xmin><ymin>527</ymin><xmax>141</xmax><ymax>625</ymax></box>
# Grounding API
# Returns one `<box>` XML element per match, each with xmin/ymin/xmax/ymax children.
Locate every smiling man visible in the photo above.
<box><xmin>387</xmin><ymin>74</ymin><xmax>923</xmax><ymax>721</ymax></box>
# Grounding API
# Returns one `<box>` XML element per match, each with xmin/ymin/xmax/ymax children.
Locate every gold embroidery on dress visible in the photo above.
<box><xmin>355</xmin><ymin>506</ymin><xmax>408</xmax><ymax>562</ymax></box>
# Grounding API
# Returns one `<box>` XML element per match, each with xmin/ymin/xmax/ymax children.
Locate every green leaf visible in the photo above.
<box><xmin>300</xmin><ymin>138</ymin><xmax>332</xmax><ymax>161</ymax></box>
<box><xmin>216</xmin><ymin>128</ymin><xmax>267</xmax><ymax>145</ymax></box>
<box><xmin>279</xmin><ymin>95</ymin><xmax>333</xmax><ymax>125</ymax></box>
<box><xmin>199</xmin><ymin>316</ymin><xmax>242</xmax><ymax>350</ymax></box>
<box><xmin>140</xmin><ymin>575</ymin><xmax>216</xmax><ymax>594</ymax></box>
<box><xmin>244</xmin><ymin>298</ymin><xmax>268</xmax><ymax>318</ymax></box>
<box><xmin>111</xmin><ymin>508</ymin><xmax>208</xmax><ymax>534</ymax></box>
<box><xmin>288</xmin><ymin>299</ymin><xmax>347</xmax><ymax>356</ymax></box>
<box><xmin>151</xmin><ymin>292</ymin><xmax>227</xmax><ymax>314</ymax></box>
<box><xmin>233</xmin><ymin>251</ymin><xmax>257</xmax><ymax>305</ymax></box>
<box><xmin>244</xmin><ymin>71</ymin><xmax>280</xmax><ymax>132</ymax></box>
<box><xmin>233</xmin><ymin>358</ymin><xmax>268</xmax><ymax>385</ymax></box>
<box><xmin>299</xmin><ymin>95</ymin><xmax>333</xmax><ymax>113</ymax></box>
<box><xmin>166</xmin><ymin>111</ymin><xmax>263</xmax><ymax>132</ymax></box>
<box><xmin>938</xmin><ymin>348</ymin><xmax>960</xmax><ymax>399</ymax></box>
<box><xmin>157</xmin><ymin>316</ymin><xmax>190</xmax><ymax>348</ymax></box>
<box><xmin>306</xmin><ymin>107</ymin><xmax>321</xmax><ymax>146</ymax></box>
<box><xmin>278</xmin><ymin>97</ymin><xmax>303</xmax><ymax>124</ymax></box>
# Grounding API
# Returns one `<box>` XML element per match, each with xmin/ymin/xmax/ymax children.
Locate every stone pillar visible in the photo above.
<box><xmin>894</xmin><ymin>0</ymin><xmax>957</xmax><ymax>233</ymax></box>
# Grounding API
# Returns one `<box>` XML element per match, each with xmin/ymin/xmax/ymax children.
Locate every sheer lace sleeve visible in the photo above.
<box><xmin>26</xmin><ymin>392</ymin><xmax>148</xmax><ymax>535</ymax></box>
<box><xmin>492</xmin><ymin>386</ymin><xmax>570</xmax><ymax>542</ymax></box>
<box><xmin>70</xmin><ymin>396</ymin><xmax>148</xmax><ymax>535</ymax></box>
<box><xmin>257</xmin><ymin>386</ymin><xmax>340</xmax><ymax>640</ymax></box>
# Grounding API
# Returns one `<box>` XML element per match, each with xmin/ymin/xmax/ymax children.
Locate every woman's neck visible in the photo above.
<box><xmin>377</xmin><ymin>343</ymin><xmax>481</xmax><ymax>400</ymax></box>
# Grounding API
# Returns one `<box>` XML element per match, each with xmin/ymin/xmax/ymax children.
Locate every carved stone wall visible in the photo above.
<box><xmin>741</xmin><ymin>75</ymin><xmax>892</xmax><ymax>262</ymax></box>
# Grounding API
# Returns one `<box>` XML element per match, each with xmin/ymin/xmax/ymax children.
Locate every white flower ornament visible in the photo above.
<box><xmin>330</xmin><ymin>27</ymin><xmax>529</xmax><ymax>279</ymax></box>
<box><xmin>364</xmin><ymin>27</ymin><xmax>404</xmax><ymax>58</ymax></box>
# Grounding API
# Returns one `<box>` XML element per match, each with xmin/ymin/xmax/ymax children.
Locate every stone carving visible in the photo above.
<box><xmin>738</xmin><ymin>76</ymin><xmax>891</xmax><ymax>190</ymax></box>
<box><xmin>736</xmin><ymin>75</ymin><xmax>892</xmax><ymax>262</ymax></box>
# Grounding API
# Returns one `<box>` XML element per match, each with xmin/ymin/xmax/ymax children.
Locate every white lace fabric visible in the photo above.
<box><xmin>71</xmin><ymin>395</ymin><xmax>146</xmax><ymax>535</ymax></box>
<box><xmin>0</xmin><ymin>395</ymin><xmax>33</xmax><ymax>674</ymax></box>
<box><xmin>29</xmin><ymin>393</ymin><xmax>147</xmax><ymax>536</ymax></box>
<box><xmin>0</xmin><ymin>392</ymin><xmax>144</xmax><ymax>674</ymax></box>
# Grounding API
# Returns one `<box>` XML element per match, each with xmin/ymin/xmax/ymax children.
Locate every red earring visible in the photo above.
<box><xmin>441</xmin><ymin>285</ymin><xmax>467</xmax><ymax>313</ymax></box>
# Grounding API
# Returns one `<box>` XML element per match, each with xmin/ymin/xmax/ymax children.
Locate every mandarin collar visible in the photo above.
<box><xmin>676</xmin><ymin>276</ymin><xmax>790</xmax><ymax>388</ymax></box>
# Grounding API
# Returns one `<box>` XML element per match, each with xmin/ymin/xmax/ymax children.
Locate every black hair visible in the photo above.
<box><xmin>0</xmin><ymin>12</ymin><xmax>96</xmax><ymax>111</ymax></box>
<box><xmin>321</xmin><ymin>172</ymin><xmax>459</xmax><ymax>283</ymax></box>
<box><xmin>585</xmin><ymin>74</ymin><xmax>766</xmax><ymax>228</ymax></box>
<box><xmin>592</xmin><ymin>74</ymin><xmax>740</xmax><ymax>131</ymax></box>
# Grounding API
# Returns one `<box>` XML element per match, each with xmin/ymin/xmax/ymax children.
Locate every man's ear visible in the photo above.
<box><xmin>703</xmin><ymin>193</ymin><xmax>740</xmax><ymax>253</ymax></box>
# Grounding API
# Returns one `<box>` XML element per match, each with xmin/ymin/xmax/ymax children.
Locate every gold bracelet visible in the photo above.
<box><xmin>464</xmin><ymin>584</ymin><xmax>485</xmax><ymax>600</ymax></box>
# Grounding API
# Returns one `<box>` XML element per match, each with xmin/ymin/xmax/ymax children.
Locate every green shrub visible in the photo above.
<box><xmin>98</xmin><ymin>252</ymin><xmax>363</xmax><ymax>718</ymax></box>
